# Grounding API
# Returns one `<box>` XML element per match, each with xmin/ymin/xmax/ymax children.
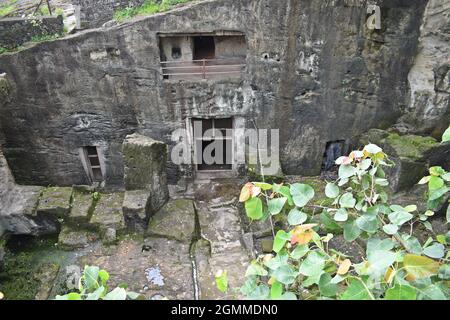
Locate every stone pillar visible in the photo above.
<box><xmin>122</xmin><ymin>133</ymin><xmax>169</xmax><ymax>231</ymax></box>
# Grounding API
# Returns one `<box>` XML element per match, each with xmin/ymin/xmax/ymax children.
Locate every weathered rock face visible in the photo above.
<box><xmin>399</xmin><ymin>0</ymin><xmax>450</xmax><ymax>137</ymax></box>
<box><xmin>0</xmin><ymin>0</ymin><xmax>432</xmax><ymax>188</ymax></box>
<box><xmin>72</xmin><ymin>0</ymin><xmax>146</xmax><ymax>28</ymax></box>
<box><xmin>0</xmin><ymin>16</ymin><xmax>64</xmax><ymax>49</ymax></box>
<box><xmin>122</xmin><ymin>133</ymin><xmax>169</xmax><ymax>213</ymax></box>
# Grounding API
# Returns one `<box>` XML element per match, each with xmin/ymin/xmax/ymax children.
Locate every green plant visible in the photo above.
<box><xmin>92</xmin><ymin>192</ymin><xmax>101</xmax><ymax>202</ymax></box>
<box><xmin>114</xmin><ymin>0</ymin><xmax>194</xmax><ymax>22</ymax></box>
<box><xmin>222</xmin><ymin>144</ymin><xmax>449</xmax><ymax>300</ymax></box>
<box><xmin>30</xmin><ymin>33</ymin><xmax>62</xmax><ymax>43</ymax></box>
<box><xmin>55</xmin><ymin>266</ymin><xmax>144</xmax><ymax>300</ymax></box>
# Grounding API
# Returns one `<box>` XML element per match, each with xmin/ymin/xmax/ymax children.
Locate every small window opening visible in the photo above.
<box><xmin>193</xmin><ymin>36</ymin><xmax>215</xmax><ymax>60</ymax></box>
<box><xmin>322</xmin><ymin>140</ymin><xmax>345</xmax><ymax>173</ymax></box>
<box><xmin>171</xmin><ymin>46</ymin><xmax>182</xmax><ymax>59</ymax></box>
<box><xmin>82</xmin><ymin>146</ymin><xmax>104</xmax><ymax>182</ymax></box>
<box><xmin>193</xmin><ymin>118</ymin><xmax>233</xmax><ymax>171</ymax></box>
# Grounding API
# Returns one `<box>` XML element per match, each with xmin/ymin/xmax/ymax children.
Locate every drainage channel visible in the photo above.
<box><xmin>189</xmin><ymin>202</ymin><xmax>202</xmax><ymax>300</ymax></box>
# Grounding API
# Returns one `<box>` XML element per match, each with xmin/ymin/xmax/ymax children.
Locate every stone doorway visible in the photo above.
<box><xmin>192</xmin><ymin>118</ymin><xmax>234</xmax><ymax>172</ymax></box>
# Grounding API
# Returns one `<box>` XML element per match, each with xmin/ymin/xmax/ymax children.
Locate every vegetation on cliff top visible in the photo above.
<box><xmin>114</xmin><ymin>0</ymin><xmax>196</xmax><ymax>22</ymax></box>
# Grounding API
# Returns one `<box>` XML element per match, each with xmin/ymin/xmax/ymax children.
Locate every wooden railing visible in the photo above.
<box><xmin>161</xmin><ymin>58</ymin><xmax>246</xmax><ymax>80</ymax></box>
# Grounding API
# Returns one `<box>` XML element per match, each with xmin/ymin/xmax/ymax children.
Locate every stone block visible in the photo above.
<box><xmin>147</xmin><ymin>199</ymin><xmax>195</xmax><ymax>243</ymax></box>
<box><xmin>37</xmin><ymin>187</ymin><xmax>73</xmax><ymax>219</ymax></box>
<box><xmin>90</xmin><ymin>193</ymin><xmax>125</xmax><ymax>232</ymax></box>
<box><xmin>68</xmin><ymin>191</ymin><xmax>94</xmax><ymax>226</ymax></box>
<box><xmin>58</xmin><ymin>226</ymin><xmax>97</xmax><ymax>250</ymax></box>
<box><xmin>122</xmin><ymin>133</ymin><xmax>169</xmax><ymax>213</ymax></box>
<box><xmin>123</xmin><ymin>190</ymin><xmax>151</xmax><ymax>232</ymax></box>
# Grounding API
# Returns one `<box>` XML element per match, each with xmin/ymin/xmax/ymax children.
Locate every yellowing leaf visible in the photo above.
<box><xmin>268</xmin><ymin>277</ymin><xmax>276</xmax><ymax>285</ymax></box>
<box><xmin>384</xmin><ymin>267</ymin><xmax>395</xmax><ymax>284</ymax></box>
<box><xmin>403</xmin><ymin>254</ymin><xmax>440</xmax><ymax>280</ymax></box>
<box><xmin>290</xmin><ymin>224</ymin><xmax>318</xmax><ymax>245</ymax></box>
<box><xmin>239</xmin><ymin>183</ymin><xmax>252</xmax><ymax>202</ymax></box>
<box><xmin>337</xmin><ymin>259</ymin><xmax>352</xmax><ymax>275</ymax></box>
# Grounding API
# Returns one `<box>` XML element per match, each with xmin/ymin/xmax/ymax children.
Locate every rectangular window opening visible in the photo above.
<box><xmin>81</xmin><ymin>146</ymin><xmax>104</xmax><ymax>182</ymax></box>
<box><xmin>193</xmin><ymin>118</ymin><xmax>233</xmax><ymax>171</ymax></box>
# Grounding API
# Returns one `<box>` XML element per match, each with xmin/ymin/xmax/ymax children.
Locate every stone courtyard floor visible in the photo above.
<box><xmin>0</xmin><ymin>179</ymin><xmax>251</xmax><ymax>300</ymax></box>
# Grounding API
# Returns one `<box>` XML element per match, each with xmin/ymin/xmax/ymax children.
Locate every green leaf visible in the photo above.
<box><xmin>442</xmin><ymin>126</ymin><xmax>450</xmax><ymax>142</ymax></box>
<box><xmin>245</xmin><ymin>284</ymin><xmax>270</xmax><ymax>300</ymax></box>
<box><xmin>334</xmin><ymin>208</ymin><xmax>348</xmax><ymax>222</ymax></box>
<box><xmin>268</xmin><ymin>197</ymin><xmax>287</xmax><ymax>215</ymax></box>
<box><xmin>280</xmin><ymin>292</ymin><xmax>297</xmax><ymax>300</ymax></box>
<box><xmin>367</xmin><ymin>250</ymin><xmax>396</xmax><ymax>278</ymax></box>
<box><xmin>388</xmin><ymin>211</ymin><xmax>413</xmax><ymax>226</ymax></box>
<box><xmin>356</xmin><ymin>214</ymin><xmax>378</xmax><ymax>233</ymax></box>
<box><xmin>299</xmin><ymin>251</ymin><xmax>326</xmax><ymax>276</ymax></box>
<box><xmin>438</xmin><ymin>264</ymin><xmax>450</xmax><ymax>280</ymax></box>
<box><xmin>320</xmin><ymin>210</ymin><xmax>342</xmax><ymax>232</ymax></box>
<box><xmin>287</xmin><ymin>208</ymin><xmax>307</xmax><ymax>226</ymax></box>
<box><xmin>343</xmin><ymin>219</ymin><xmax>362</xmax><ymax>242</ymax></box>
<box><xmin>385</xmin><ymin>284</ymin><xmax>416</xmax><ymax>300</ymax></box>
<box><xmin>98</xmin><ymin>270</ymin><xmax>109</xmax><ymax>286</ymax></box>
<box><xmin>245</xmin><ymin>197</ymin><xmax>263</xmax><ymax>220</ymax></box>
<box><xmin>422</xmin><ymin>243</ymin><xmax>445</xmax><ymax>259</ymax></box>
<box><xmin>418</xmin><ymin>176</ymin><xmax>431</xmax><ymax>185</ymax></box>
<box><xmin>403</xmin><ymin>236</ymin><xmax>423</xmax><ymax>255</ymax></box>
<box><xmin>383</xmin><ymin>224</ymin><xmax>398</xmax><ymax>235</ymax></box>
<box><xmin>253</xmin><ymin>182</ymin><xmax>272</xmax><ymax>190</ymax></box>
<box><xmin>103</xmin><ymin>287</ymin><xmax>127</xmax><ymax>300</ymax></box>
<box><xmin>428</xmin><ymin>186</ymin><xmax>449</xmax><ymax>201</ymax></box>
<box><xmin>85</xmin><ymin>286</ymin><xmax>105</xmax><ymax>300</ymax></box>
<box><xmin>290</xmin><ymin>184</ymin><xmax>314</xmax><ymax>207</ymax></box>
<box><xmin>325</xmin><ymin>183</ymin><xmax>340</xmax><ymax>198</ymax></box>
<box><xmin>245</xmin><ymin>262</ymin><xmax>268</xmax><ymax>277</ymax></box>
<box><xmin>318</xmin><ymin>273</ymin><xmax>338</xmax><ymax>297</ymax></box>
<box><xmin>55</xmin><ymin>292</ymin><xmax>82</xmax><ymax>300</ymax></box>
<box><xmin>273</xmin><ymin>184</ymin><xmax>294</xmax><ymax>206</ymax></box>
<box><xmin>339</xmin><ymin>165</ymin><xmax>357</xmax><ymax>180</ymax></box>
<box><xmin>429</xmin><ymin>166</ymin><xmax>445</xmax><ymax>176</ymax></box>
<box><xmin>419</xmin><ymin>284</ymin><xmax>447</xmax><ymax>300</ymax></box>
<box><xmin>429</xmin><ymin>176</ymin><xmax>444</xmax><ymax>190</ymax></box>
<box><xmin>404</xmin><ymin>205</ymin><xmax>417</xmax><ymax>212</ymax></box>
<box><xmin>403</xmin><ymin>254</ymin><xmax>440</xmax><ymax>280</ymax></box>
<box><xmin>264</xmin><ymin>253</ymin><xmax>288</xmax><ymax>270</ymax></box>
<box><xmin>364</xmin><ymin>144</ymin><xmax>382</xmax><ymax>154</ymax></box>
<box><xmin>366</xmin><ymin>238</ymin><xmax>395</xmax><ymax>253</ymax></box>
<box><xmin>339</xmin><ymin>193</ymin><xmax>356</xmax><ymax>208</ymax></box>
<box><xmin>215</xmin><ymin>270</ymin><xmax>228</xmax><ymax>293</ymax></box>
<box><xmin>273</xmin><ymin>230</ymin><xmax>290</xmax><ymax>253</ymax></box>
<box><xmin>270</xmin><ymin>281</ymin><xmax>283</xmax><ymax>300</ymax></box>
<box><xmin>272</xmin><ymin>265</ymin><xmax>297</xmax><ymax>285</ymax></box>
<box><xmin>341</xmin><ymin>279</ymin><xmax>372</xmax><ymax>300</ymax></box>
<box><xmin>290</xmin><ymin>244</ymin><xmax>309</xmax><ymax>260</ymax></box>
<box><xmin>83</xmin><ymin>266</ymin><xmax>100</xmax><ymax>291</ymax></box>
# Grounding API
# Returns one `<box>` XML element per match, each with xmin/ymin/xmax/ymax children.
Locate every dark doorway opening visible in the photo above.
<box><xmin>322</xmin><ymin>140</ymin><xmax>345</xmax><ymax>172</ymax></box>
<box><xmin>193</xmin><ymin>118</ymin><xmax>233</xmax><ymax>171</ymax></box>
<box><xmin>193</xmin><ymin>36</ymin><xmax>215</xmax><ymax>60</ymax></box>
